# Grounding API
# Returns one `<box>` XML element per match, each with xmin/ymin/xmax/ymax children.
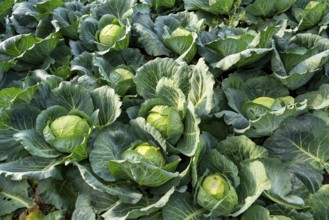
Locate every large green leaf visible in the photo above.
<box><xmin>272</xmin><ymin>34</ymin><xmax>329</xmax><ymax>90</ymax></box>
<box><xmin>14</xmin><ymin>129</ymin><xmax>61</xmax><ymax>158</ymax></box>
<box><xmin>91</xmin><ymin>0</ymin><xmax>136</xmax><ymax>21</ymax></box>
<box><xmin>289</xmin><ymin>163</ymin><xmax>323</xmax><ymax>194</ymax></box>
<box><xmin>134</xmin><ymin>58</ymin><xmax>190</xmax><ymax>99</ymax></box>
<box><xmin>108</xmin><ymin>159</ymin><xmax>179</xmax><ymax>187</ymax></box>
<box><xmin>70</xmin><ymin>52</ymin><xmax>97</xmax><ymax>77</ymax></box>
<box><xmin>242</xmin><ymin>205</ymin><xmax>291</xmax><ymax>220</ymax></box>
<box><xmin>188</xmin><ymin>59</ymin><xmax>215</xmax><ymax>118</ymax></box>
<box><xmin>0</xmin><ymin>176</ymin><xmax>34</xmax><ymax>216</ymax></box>
<box><xmin>155</xmin><ymin>77</ymin><xmax>186</xmax><ymax>114</ymax></box>
<box><xmin>176</xmin><ymin>101</ymin><xmax>200</xmax><ymax>156</ymax></box>
<box><xmin>216</xmin><ymin>135</ymin><xmax>268</xmax><ymax>164</ymax></box>
<box><xmin>246</xmin><ymin>0</ymin><xmax>275</xmax><ymax>16</ymax></box>
<box><xmin>183</xmin><ymin>0</ymin><xmax>234</xmax><ymax>15</ymax></box>
<box><xmin>134</xmin><ymin>22</ymin><xmax>171</xmax><ymax>57</ymax></box>
<box><xmin>1</xmin><ymin>33</ymin><xmax>61</xmax><ymax>64</ymax></box>
<box><xmin>296</xmin><ymin>84</ymin><xmax>329</xmax><ymax>110</ymax></box>
<box><xmin>231</xmin><ymin>161</ymin><xmax>271</xmax><ymax>216</ymax></box>
<box><xmin>91</xmin><ymin>86</ymin><xmax>121</xmax><ymax>127</ymax></box>
<box><xmin>0</xmin><ymin>129</ymin><xmax>29</xmax><ymax>160</ymax></box>
<box><xmin>102</xmin><ymin>187</ymin><xmax>175</xmax><ymax>220</ymax></box>
<box><xmin>0</xmin><ymin>0</ymin><xmax>14</xmax><ymax>20</ymax></box>
<box><xmin>39</xmin><ymin>176</ymin><xmax>77</xmax><ymax>211</ymax></box>
<box><xmin>0</xmin><ymin>156</ymin><xmax>62</xmax><ymax>180</ymax></box>
<box><xmin>71</xmin><ymin>194</ymin><xmax>96</xmax><ymax>220</ymax></box>
<box><xmin>0</xmin><ymin>87</ymin><xmax>22</xmax><ymax>108</ymax></box>
<box><xmin>264</xmin><ymin>114</ymin><xmax>329</xmax><ymax>172</ymax></box>
<box><xmin>52</xmin><ymin>6</ymin><xmax>81</xmax><ymax>40</ymax></box>
<box><xmin>261</xmin><ymin>158</ymin><xmax>306</xmax><ymax>209</ymax></box>
<box><xmin>0</xmin><ymin>103</ymin><xmax>40</xmax><ymax>131</ymax></box>
<box><xmin>78</xmin><ymin>17</ymin><xmax>98</xmax><ymax>51</ymax></box>
<box><xmin>163</xmin><ymin>29</ymin><xmax>197</xmax><ymax>63</ymax></box>
<box><xmin>293</xmin><ymin>1</ymin><xmax>326</xmax><ymax>30</ymax></box>
<box><xmin>76</xmin><ymin>164</ymin><xmax>142</xmax><ymax>204</ymax></box>
<box><xmin>47</xmin><ymin>82</ymin><xmax>94</xmax><ymax>115</ymax></box>
<box><xmin>309</xmin><ymin>185</ymin><xmax>329</xmax><ymax>220</ymax></box>
<box><xmin>0</xmin><ymin>103</ymin><xmax>40</xmax><ymax>160</ymax></box>
<box><xmin>162</xmin><ymin>192</ymin><xmax>206</xmax><ymax>220</ymax></box>
<box><xmin>90</xmin><ymin>123</ymin><xmax>135</xmax><ymax>181</ymax></box>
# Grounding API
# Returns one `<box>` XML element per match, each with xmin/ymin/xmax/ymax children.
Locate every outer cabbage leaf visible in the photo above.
<box><xmin>261</xmin><ymin>158</ymin><xmax>306</xmax><ymax>209</ymax></box>
<box><xmin>188</xmin><ymin>59</ymin><xmax>215</xmax><ymax>118</ymax></box>
<box><xmin>0</xmin><ymin>33</ymin><xmax>60</xmax><ymax>65</ymax></box>
<box><xmin>102</xmin><ymin>187</ymin><xmax>175</xmax><ymax>219</ymax></box>
<box><xmin>309</xmin><ymin>185</ymin><xmax>329</xmax><ymax>220</ymax></box>
<box><xmin>296</xmin><ymin>84</ymin><xmax>329</xmax><ymax>110</ymax></box>
<box><xmin>272</xmin><ymin>33</ymin><xmax>329</xmax><ymax>89</ymax></box>
<box><xmin>134</xmin><ymin>58</ymin><xmax>190</xmax><ymax>99</ymax></box>
<box><xmin>162</xmin><ymin>192</ymin><xmax>205</xmax><ymax>220</ymax></box>
<box><xmin>264</xmin><ymin>114</ymin><xmax>329</xmax><ymax>172</ymax></box>
<box><xmin>203</xmin><ymin>25</ymin><xmax>274</xmax><ymax>70</ymax></box>
<box><xmin>216</xmin><ymin>74</ymin><xmax>306</xmax><ymax>137</ymax></box>
<box><xmin>242</xmin><ymin>205</ymin><xmax>292</xmax><ymax>220</ymax></box>
<box><xmin>0</xmin><ymin>177</ymin><xmax>34</xmax><ymax>216</ymax></box>
<box><xmin>183</xmin><ymin>0</ymin><xmax>234</xmax><ymax>15</ymax></box>
<box><xmin>108</xmin><ymin>154</ymin><xmax>180</xmax><ymax>187</ymax></box>
<box><xmin>0</xmin><ymin>156</ymin><xmax>62</xmax><ymax>180</ymax></box>
<box><xmin>90</xmin><ymin>123</ymin><xmax>135</xmax><ymax>182</ymax></box>
<box><xmin>246</xmin><ymin>0</ymin><xmax>297</xmax><ymax>16</ymax></box>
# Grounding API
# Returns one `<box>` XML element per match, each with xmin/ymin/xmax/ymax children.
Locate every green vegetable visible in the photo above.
<box><xmin>49</xmin><ymin>115</ymin><xmax>90</xmax><ymax>138</ymax></box>
<box><xmin>146</xmin><ymin>105</ymin><xmax>184</xmax><ymax>141</ymax></box>
<box><xmin>121</xmin><ymin>142</ymin><xmax>166</xmax><ymax>167</ymax></box>
<box><xmin>1</xmin><ymin>0</ymin><xmax>329</xmax><ymax>219</ymax></box>
<box><xmin>163</xmin><ymin>27</ymin><xmax>197</xmax><ymax>62</ymax></box>
<box><xmin>201</xmin><ymin>173</ymin><xmax>228</xmax><ymax>200</ymax></box>
<box><xmin>99</xmin><ymin>24</ymin><xmax>125</xmax><ymax>46</ymax></box>
<box><xmin>43</xmin><ymin>113</ymin><xmax>91</xmax><ymax>153</ymax></box>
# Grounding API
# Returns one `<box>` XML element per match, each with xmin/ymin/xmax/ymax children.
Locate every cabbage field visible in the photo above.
<box><xmin>1</xmin><ymin>0</ymin><xmax>329</xmax><ymax>219</ymax></box>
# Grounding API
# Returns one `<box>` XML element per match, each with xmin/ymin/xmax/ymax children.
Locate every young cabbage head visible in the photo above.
<box><xmin>163</xmin><ymin>27</ymin><xmax>197</xmax><ymax>63</ymax></box>
<box><xmin>109</xmin><ymin>67</ymin><xmax>135</xmax><ymax>95</ymax></box>
<box><xmin>99</xmin><ymin>24</ymin><xmax>124</xmax><ymax>46</ymax></box>
<box><xmin>197</xmin><ymin>172</ymin><xmax>238</xmax><ymax>215</ymax></box>
<box><xmin>121</xmin><ymin>142</ymin><xmax>166</xmax><ymax>167</ymax></box>
<box><xmin>146</xmin><ymin>105</ymin><xmax>184</xmax><ymax>141</ymax></box>
<box><xmin>201</xmin><ymin>173</ymin><xmax>229</xmax><ymax>200</ymax></box>
<box><xmin>43</xmin><ymin>115</ymin><xmax>90</xmax><ymax>153</ymax></box>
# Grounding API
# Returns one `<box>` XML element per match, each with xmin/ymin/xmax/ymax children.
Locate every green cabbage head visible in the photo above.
<box><xmin>99</xmin><ymin>24</ymin><xmax>125</xmax><ymax>47</ymax></box>
<box><xmin>163</xmin><ymin>27</ymin><xmax>197</xmax><ymax>63</ymax></box>
<box><xmin>121</xmin><ymin>142</ymin><xmax>166</xmax><ymax>167</ymax></box>
<box><xmin>201</xmin><ymin>173</ymin><xmax>229</xmax><ymax>200</ymax></box>
<box><xmin>197</xmin><ymin>173</ymin><xmax>238</xmax><ymax>216</ymax></box>
<box><xmin>146</xmin><ymin>105</ymin><xmax>184</xmax><ymax>144</ymax></box>
<box><xmin>43</xmin><ymin>115</ymin><xmax>91</xmax><ymax>153</ymax></box>
<box><xmin>109</xmin><ymin>67</ymin><xmax>135</xmax><ymax>95</ymax></box>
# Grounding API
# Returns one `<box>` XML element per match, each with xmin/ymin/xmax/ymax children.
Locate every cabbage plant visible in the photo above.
<box><xmin>197</xmin><ymin>173</ymin><xmax>238</xmax><ymax>214</ymax></box>
<box><xmin>216</xmin><ymin>74</ymin><xmax>307</xmax><ymax>137</ymax></box>
<box><xmin>95</xmin><ymin>15</ymin><xmax>130</xmax><ymax>51</ymax></box>
<box><xmin>79</xmin><ymin>11</ymin><xmax>131</xmax><ymax>53</ymax></box>
<box><xmin>1</xmin><ymin>0</ymin><xmax>329</xmax><ymax>219</ymax></box>
<box><xmin>183</xmin><ymin>0</ymin><xmax>234</xmax><ymax>15</ymax></box>
<box><xmin>42</xmin><ymin>113</ymin><xmax>91</xmax><ymax>153</ymax></box>
<box><xmin>199</xmin><ymin>24</ymin><xmax>275</xmax><ymax>70</ymax></box>
<box><xmin>133</xmin><ymin>11</ymin><xmax>204</xmax><ymax>62</ymax></box>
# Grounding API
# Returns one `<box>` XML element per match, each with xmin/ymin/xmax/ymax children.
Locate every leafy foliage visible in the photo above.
<box><xmin>1</xmin><ymin>0</ymin><xmax>329</xmax><ymax>219</ymax></box>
